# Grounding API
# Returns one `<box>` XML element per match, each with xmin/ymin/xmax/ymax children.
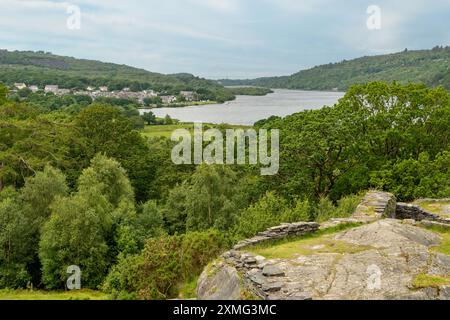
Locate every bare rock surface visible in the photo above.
<box><xmin>197</xmin><ymin>261</ymin><xmax>242</xmax><ymax>300</ymax></box>
<box><xmin>198</xmin><ymin>219</ymin><xmax>449</xmax><ymax>300</ymax></box>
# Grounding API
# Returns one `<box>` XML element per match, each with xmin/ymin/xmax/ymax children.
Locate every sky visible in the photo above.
<box><xmin>1</xmin><ymin>0</ymin><xmax>450</xmax><ymax>79</ymax></box>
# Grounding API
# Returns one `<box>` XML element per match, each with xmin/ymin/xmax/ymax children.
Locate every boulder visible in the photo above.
<box><xmin>197</xmin><ymin>261</ymin><xmax>242</xmax><ymax>300</ymax></box>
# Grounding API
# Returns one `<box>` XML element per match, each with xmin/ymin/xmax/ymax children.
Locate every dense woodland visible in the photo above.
<box><xmin>220</xmin><ymin>47</ymin><xmax>450</xmax><ymax>91</ymax></box>
<box><xmin>225</xmin><ymin>87</ymin><xmax>274</xmax><ymax>96</ymax></box>
<box><xmin>0</xmin><ymin>80</ymin><xmax>449</xmax><ymax>299</ymax></box>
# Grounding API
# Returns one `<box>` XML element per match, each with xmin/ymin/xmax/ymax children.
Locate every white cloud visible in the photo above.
<box><xmin>188</xmin><ymin>0</ymin><xmax>239</xmax><ymax>13</ymax></box>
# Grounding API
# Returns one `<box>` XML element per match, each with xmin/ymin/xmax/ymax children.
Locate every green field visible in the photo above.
<box><xmin>142</xmin><ymin>123</ymin><xmax>252</xmax><ymax>138</ymax></box>
<box><xmin>0</xmin><ymin>289</ymin><xmax>109</xmax><ymax>300</ymax></box>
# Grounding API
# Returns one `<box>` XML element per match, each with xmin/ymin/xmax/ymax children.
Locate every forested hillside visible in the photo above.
<box><xmin>0</xmin><ymin>50</ymin><xmax>234</xmax><ymax>102</ymax></box>
<box><xmin>220</xmin><ymin>47</ymin><xmax>450</xmax><ymax>91</ymax></box>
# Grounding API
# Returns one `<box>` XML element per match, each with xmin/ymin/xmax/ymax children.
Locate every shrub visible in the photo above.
<box><xmin>103</xmin><ymin>230</ymin><xmax>228</xmax><ymax>300</ymax></box>
<box><xmin>313</xmin><ymin>197</ymin><xmax>336</xmax><ymax>222</ymax></box>
<box><xmin>232</xmin><ymin>192</ymin><xmax>289</xmax><ymax>240</ymax></box>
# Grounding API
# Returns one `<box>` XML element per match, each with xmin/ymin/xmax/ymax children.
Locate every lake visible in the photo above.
<box><xmin>139</xmin><ymin>89</ymin><xmax>345</xmax><ymax>125</ymax></box>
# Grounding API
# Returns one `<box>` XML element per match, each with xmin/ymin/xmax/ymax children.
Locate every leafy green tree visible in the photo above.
<box><xmin>232</xmin><ymin>192</ymin><xmax>289</xmax><ymax>240</ymax></box>
<box><xmin>77</xmin><ymin>154</ymin><xmax>134</xmax><ymax>209</ymax></box>
<box><xmin>141</xmin><ymin>112</ymin><xmax>156</xmax><ymax>125</ymax></box>
<box><xmin>39</xmin><ymin>191</ymin><xmax>111</xmax><ymax>289</ymax></box>
<box><xmin>116</xmin><ymin>200</ymin><xmax>165</xmax><ymax>255</ymax></box>
<box><xmin>186</xmin><ymin>165</ymin><xmax>237</xmax><ymax>231</ymax></box>
<box><xmin>39</xmin><ymin>155</ymin><xmax>136</xmax><ymax>289</ymax></box>
<box><xmin>0</xmin><ymin>84</ymin><xmax>8</xmax><ymax>105</ymax></box>
<box><xmin>0</xmin><ymin>196</ymin><xmax>34</xmax><ymax>288</ymax></box>
<box><xmin>164</xmin><ymin>114</ymin><xmax>174</xmax><ymax>125</ymax></box>
<box><xmin>370</xmin><ymin>152</ymin><xmax>450</xmax><ymax>201</ymax></box>
<box><xmin>21</xmin><ymin>166</ymin><xmax>68</xmax><ymax>229</ymax></box>
<box><xmin>264</xmin><ymin>106</ymin><xmax>359</xmax><ymax>200</ymax></box>
<box><xmin>74</xmin><ymin>105</ymin><xmax>156</xmax><ymax>202</ymax></box>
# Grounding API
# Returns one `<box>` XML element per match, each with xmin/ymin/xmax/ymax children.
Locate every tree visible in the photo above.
<box><xmin>77</xmin><ymin>154</ymin><xmax>134</xmax><ymax>209</ymax></box>
<box><xmin>232</xmin><ymin>192</ymin><xmax>289</xmax><ymax>240</ymax></box>
<box><xmin>164</xmin><ymin>114</ymin><xmax>174</xmax><ymax>125</ymax></box>
<box><xmin>39</xmin><ymin>155</ymin><xmax>137</xmax><ymax>289</ymax></box>
<box><xmin>21</xmin><ymin>166</ymin><xmax>68</xmax><ymax>229</ymax></box>
<box><xmin>74</xmin><ymin>105</ymin><xmax>156</xmax><ymax>202</ymax></box>
<box><xmin>142</xmin><ymin>112</ymin><xmax>156</xmax><ymax>125</ymax></box>
<box><xmin>116</xmin><ymin>200</ymin><xmax>165</xmax><ymax>256</ymax></box>
<box><xmin>39</xmin><ymin>190</ymin><xmax>111</xmax><ymax>289</ymax></box>
<box><xmin>0</xmin><ymin>196</ymin><xmax>34</xmax><ymax>288</ymax></box>
<box><xmin>264</xmin><ymin>106</ymin><xmax>360</xmax><ymax>201</ymax></box>
<box><xmin>0</xmin><ymin>84</ymin><xmax>8</xmax><ymax>105</ymax></box>
<box><xmin>186</xmin><ymin>165</ymin><xmax>237</xmax><ymax>231</ymax></box>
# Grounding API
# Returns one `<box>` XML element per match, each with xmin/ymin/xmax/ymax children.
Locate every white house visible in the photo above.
<box><xmin>99</xmin><ymin>86</ymin><xmax>108</xmax><ymax>92</ymax></box>
<box><xmin>14</xmin><ymin>83</ymin><xmax>27</xmax><ymax>90</ymax></box>
<box><xmin>29</xmin><ymin>85</ymin><xmax>39</xmax><ymax>93</ymax></box>
<box><xmin>44</xmin><ymin>85</ymin><xmax>59</xmax><ymax>93</ymax></box>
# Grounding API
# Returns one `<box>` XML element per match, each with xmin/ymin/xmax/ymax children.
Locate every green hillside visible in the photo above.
<box><xmin>219</xmin><ymin>47</ymin><xmax>450</xmax><ymax>91</ymax></box>
<box><xmin>0</xmin><ymin>49</ymin><xmax>234</xmax><ymax>102</ymax></box>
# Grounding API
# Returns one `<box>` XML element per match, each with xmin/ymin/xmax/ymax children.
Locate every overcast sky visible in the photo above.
<box><xmin>1</xmin><ymin>0</ymin><xmax>449</xmax><ymax>79</ymax></box>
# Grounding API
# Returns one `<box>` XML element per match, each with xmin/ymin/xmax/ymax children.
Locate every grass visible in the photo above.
<box><xmin>142</xmin><ymin>123</ymin><xmax>195</xmax><ymax>138</ymax></box>
<box><xmin>0</xmin><ymin>289</ymin><xmax>109</xmax><ymax>300</ymax></box>
<box><xmin>141</xmin><ymin>123</ymin><xmax>252</xmax><ymax>138</ymax></box>
<box><xmin>421</xmin><ymin>224</ymin><xmax>450</xmax><ymax>255</ymax></box>
<box><xmin>246</xmin><ymin>223</ymin><xmax>368</xmax><ymax>259</ymax></box>
<box><xmin>418</xmin><ymin>201</ymin><xmax>450</xmax><ymax>218</ymax></box>
<box><xmin>412</xmin><ymin>274</ymin><xmax>450</xmax><ymax>289</ymax></box>
<box><xmin>177</xmin><ymin>276</ymin><xmax>199</xmax><ymax>300</ymax></box>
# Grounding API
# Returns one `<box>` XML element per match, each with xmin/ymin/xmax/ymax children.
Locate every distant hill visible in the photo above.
<box><xmin>0</xmin><ymin>49</ymin><xmax>234</xmax><ymax>102</ymax></box>
<box><xmin>219</xmin><ymin>47</ymin><xmax>450</xmax><ymax>91</ymax></box>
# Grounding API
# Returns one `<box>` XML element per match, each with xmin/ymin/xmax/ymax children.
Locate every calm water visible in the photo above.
<box><xmin>139</xmin><ymin>89</ymin><xmax>345</xmax><ymax>125</ymax></box>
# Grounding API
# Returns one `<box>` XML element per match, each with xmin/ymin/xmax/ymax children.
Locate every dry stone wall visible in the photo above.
<box><xmin>352</xmin><ymin>191</ymin><xmax>397</xmax><ymax>221</ymax></box>
<box><xmin>233</xmin><ymin>222</ymin><xmax>319</xmax><ymax>251</ymax></box>
<box><xmin>396</xmin><ymin>203</ymin><xmax>450</xmax><ymax>225</ymax></box>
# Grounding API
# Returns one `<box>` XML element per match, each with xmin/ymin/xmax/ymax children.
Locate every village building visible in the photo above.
<box><xmin>29</xmin><ymin>85</ymin><xmax>39</xmax><ymax>93</ymax></box>
<box><xmin>160</xmin><ymin>95</ymin><xmax>177</xmax><ymax>104</ymax></box>
<box><xmin>57</xmin><ymin>89</ymin><xmax>71</xmax><ymax>95</ymax></box>
<box><xmin>44</xmin><ymin>85</ymin><xmax>59</xmax><ymax>93</ymax></box>
<box><xmin>143</xmin><ymin>89</ymin><xmax>157</xmax><ymax>97</ymax></box>
<box><xmin>14</xmin><ymin>83</ymin><xmax>27</xmax><ymax>90</ymax></box>
<box><xmin>180</xmin><ymin>91</ymin><xmax>197</xmax><ymax>101</ymax></box>
<box><xmin>99</xmin><ymin>86</ymin><xmax>108</xmax><ymax>92</ymax></box>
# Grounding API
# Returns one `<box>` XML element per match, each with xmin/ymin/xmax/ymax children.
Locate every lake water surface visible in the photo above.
<box><xmin>139</xmin><ymin>89</ymin><xmax>345</xmax><ymax>125</ymax></box>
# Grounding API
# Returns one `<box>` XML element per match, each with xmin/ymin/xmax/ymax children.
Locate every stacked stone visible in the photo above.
<box><xmin>352</xmin><ymin>191</ymin><xmax>397</xmax><ymax>221</ymax></box>
<box><xmin>396</xmin><ymin>203</ymin><xmax>450</xmax><ymax>225</ymax></box>
<box><xmin>221</xmin><ymin>250</ymin><xmax>299</xmax><ymax>299</ymax></box>
<box><xmin>232</xmin><ymin>222</ymin><xmax>319</xmax><ymax>250</ymax></box>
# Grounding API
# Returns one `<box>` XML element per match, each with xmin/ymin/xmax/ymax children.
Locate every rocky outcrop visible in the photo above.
<box><xmin>197</xmin><ymin>261</ymin><xmax>243</xmax><ymax>300</ymax></box>
<box><xmin>198</xmin><ymin>220</ymin><xmax>450</xmax><ymax>300</ymax></box>
<box><xmin>197</xmin><ymin>191</ymin><xmax>450</xmax><ymax>300</ymax></box>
